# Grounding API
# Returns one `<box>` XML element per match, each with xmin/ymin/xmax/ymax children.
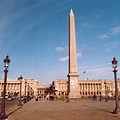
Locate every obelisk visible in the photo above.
<box><xmin>67</xmin><ymin>9</ymin><xmax>81</xmax><ymax>99</ymax></box>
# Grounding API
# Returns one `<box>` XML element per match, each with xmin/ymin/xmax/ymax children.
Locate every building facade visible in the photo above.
<box><xmin>0</xmin><ymin>78</ymin><xmax>38</xmax><ymax>97</ymax></box>
<box><xmin>51</xmin><ymin>79</ymin><xmax>120</xmax><ymax>98</ymax></box>
<box><xmin>1</xmin><ymin>78</ymin><xmax>119</xmax><ymax>99</ymax></box>
<box><xmin>37</xmin><ymin>85</ymin><xmax>49</xmax><ymax>97</ymax></box>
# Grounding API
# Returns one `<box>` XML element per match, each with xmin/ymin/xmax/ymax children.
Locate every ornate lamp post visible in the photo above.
<box><xmin>97</xmin><ymin>87</ymin><xmax>101</xmax><ymax>101</ymax></box>
<box><xmin>24</xmin><ymin>80</ymin><xmax>27</xmax><ymax>103</ymax></box>
<box><xmin>112</xmin><ymin>57</ymin><xmax>119</xmax><ymax>114</ymax></box>
<box><xmin>99</xmin><ymin>83</ymin><xmax>102</xmax><ymax>101</ymax></box>
<box><xmin>66</xmin><ymin>81</ymin><xmax>70</xmax><ymax>103</ymax></box>
<box><xmin>27</xmin><ymin>84</ymin><xmax>30</xmax><ymax>96</ymax></box>
<box><xmin>0</xmin><ymin>55</ymin><xmax>10</xmax><ymax>119</ymax></box>
<box><xmin>104</xmin><ymin>82</ymin><xmax>108</xmax><ymax>102</ymax></box>
<box><xmin>27</xmin><ymin>84</ymin><xmax>30</xmax><ymax>101</ymax></box>
<box><xmin>18</xmin><ymin>76</ymin><xmax>23</xmax><ymax>106</ymax></box>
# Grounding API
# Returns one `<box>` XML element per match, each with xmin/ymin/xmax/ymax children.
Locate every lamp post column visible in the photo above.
<box><xmin>18</xmin><ymin>76</ymin><xmax>23</xmax><ymax>106</ymax></box>
<box><xmin>66</xmin><ymin>81</ymin><xmax>70</xmax><ymax>103</ymax></box>
<box><xmin>112</xmin><ymin>57</ymin><xmax>119</xmax><ymax>114</ymax></box>
<box><xmin>104</xmin><ymin>82</ymin><xmax>108</xmax><ymax>102</ymax></box>
<box><xmin>0</xmin><ymin>68</ymin><xmax>8</xmax><ymax>119</ymax></box>
<box><xmin>99</xmin><ymin>83</ymin><xmax>102</xmax><ymax>101</ymax></box>
<box><xmin>0</xmin><ymin>55</ymin><xmax>10</xmax><ymax>119</ymax></box>
<box><xmin>113</xmin><ymin>67</ymin><xmax>119</xmax><ymax>114</ymax></box>
<box><xmin>24</xmin><ymin>81</ymin><xmax>27</xmax><ymax>103</ymax></box>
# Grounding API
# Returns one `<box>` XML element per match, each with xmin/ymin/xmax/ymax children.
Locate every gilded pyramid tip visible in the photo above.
<box><xmin>70</xmin><ymin>9</ymin><xmax>74</xmax><ymax>16</ymax></box>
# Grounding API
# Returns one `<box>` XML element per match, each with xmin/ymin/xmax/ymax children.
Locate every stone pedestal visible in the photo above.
<box><xmin>68</xmin><ymin>73</ymin><xmax>81</xmax><ymax>98</ymax></box>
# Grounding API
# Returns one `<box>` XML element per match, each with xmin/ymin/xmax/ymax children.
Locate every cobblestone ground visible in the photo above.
<box><xmin>7</xmin><ymin>99</ymin><xmax>120</xmax><ymax>120</ymax></box>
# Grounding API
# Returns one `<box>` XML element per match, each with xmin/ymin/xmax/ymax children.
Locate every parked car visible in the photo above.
<box><xmin>18</xmin><ymin>96</ymin><xmax>25</xmax><ymax>101</ymax></box>
<box><xmin>7</xmin><ymin>96</ymin><xmax>13</xmax><ymax>101</ymax></box>
<box><xmin>5</xmin><ymin>95</ymin><xmax>8</xmax><ymax>99</ymax></box>
<box><xmin>0</xmin><ymin>96</ymin><xmax>3</xmax><ymax>99</ymax></box>
<box><xmin>0</xmin><ymin>95</ymin><xmax>8</xmax><ymax>99</ymax></box>
<box><xmin>12</xmin><ymin>95</ymin><xmax>18</xmax><ymax>99</ymax></box>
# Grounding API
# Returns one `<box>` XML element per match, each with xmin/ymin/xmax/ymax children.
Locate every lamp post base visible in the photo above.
<box><xmin>66</xmin><ymin>96</ymin><xmax>70</xmax><ymax>103</ymax></box>
<box><xmin>18</xmin><ymin>99</ymin><xmax>22</xmax><ymax>106</ymax></box>
<box><xmin>105</xmin><ymin>99</ymin><xmax>108</xmax><ymax>102</ymax></box>
<box><xmin>66</xmin><ymin>99</ymin><xmax>70</xmax><ymax>103</ymax></box>
<box><xmin>112</xmin><ymin>107</ymin><xmax>119</xmax><ymax>114</ymax></box>
<box><xmin>0</xmin><ymin>112</ymin><xmax>8</xmax><ymax>119</ymax></box>
<box><xmin>24</xmin><ymin>99</ymin><xmax>27</xmax><ymax>103</ymax></box>
<box><xmin>18</xmin><ymin>103</ymin><xmax>22</xmax><ymax>106</ymax></box>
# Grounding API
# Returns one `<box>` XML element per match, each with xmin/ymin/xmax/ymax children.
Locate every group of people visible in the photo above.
<box><xmin>93</xmin><ymin>94</ymin><xmax>97</xmax><ymax>101</ymax></box>
<box><xmin>34</xmin><ymin>95</ymin><xmax>46</xmax><ymax>101</ymax></box>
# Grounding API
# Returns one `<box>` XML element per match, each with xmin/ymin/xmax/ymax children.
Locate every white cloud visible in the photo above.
<box><xmin>102</xmin><ymin>41</ymin><xmax>119</xmax><ymax>52</ymax></box>
<box><xmin>59</xmin><ymin>56</ymin><xmax>68</xmax><ymax>62</ymax></box>
<box><xmin>99</xmin><ymin>26</ymin><xmax>120</xmax><ymax>39</ymax></box>
<box><xmin>77</xmin><ymin>52</ymin><xmax>82</xmax><ymax>58</ymax></box>
<box><xmin>58</xmin><ymin>52</ymin><xmax>82</xmax><ymax>62</ymax></box>
<box><xmin>95</xmin><ymin>14</ymin><xmax>103</xmax><ymax>18</ymax></box>
<box><xmin>82</xmin><ymin>67</ymin><xmax>112</xmax><ymax>74</ymax></box>
<box><xmin>81</xmin><ymin>23</ymin><xmax>93</xmax><ymax>28</ymax></box>
<box><xmin>91</xmin><ymin>63</ymin><xmax>111</xmax><ymax>68</ymax></box>
<box><xmin>80</xmin><ymin>67</ymin><xmax>120</xmax><ymax>80</ymax></box>
<box><xmin>55</xmin><ymin>47</ymin><xmax>67</xmax><ymax>52</ymax></box>
<box><xmin>110</xmin><ymin>26</ymin><xmax>120</xmax><ymax>35</ymax></box>
<box><xmin>78</xmin><ymin>44</ymin><xmax>96</xmax><ymax>52</ymax></box>
<box><xmin>99</xmin><ymin>34</ymin><xmax>108</xmax><ymax>39</ymax></box>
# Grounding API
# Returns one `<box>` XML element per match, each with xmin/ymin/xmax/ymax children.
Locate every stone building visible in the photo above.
<box><xmin>0</xmin><ymin>78</ymin><xmax>38</xmax><ymax>97</ymax></box>
<box><xmin>50</xmin><ymin>79</ymin><xmax>120</xmax><ymax>98</ymax></box>
<box><xmin>37</xmin><ymin>85</ymin><xmax>49</xmax><ymax>97</ymax></box>
<box><xmin>79</xmin><ymin>80</ymin><xmax>114</xmax><ymax>97</ymax></box>
<box><xmin>1</xmin><ymin>78</ymin><xmax>119</xmax><ymax>99</ymax></box>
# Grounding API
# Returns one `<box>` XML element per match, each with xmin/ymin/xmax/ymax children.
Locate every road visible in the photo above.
<box><xmin>8</xmin><ymin>99</ymin><xmax>120</xmax><ymax>120</ymax></box>
<box><xmin>0</xmin><ymin>99</ymin><xmax>19</xmax><ymax>109</ymax></box>
<box><xmin>0</xmin><ymin>98</ymin><xmax>22</xmax><ymax>115</ymax></box>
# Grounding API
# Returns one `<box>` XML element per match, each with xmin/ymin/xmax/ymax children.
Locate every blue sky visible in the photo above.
<box><xmin>0</xmin><ymin>0</ymin><xmax>120</xmax><ymax>84</ymax></box>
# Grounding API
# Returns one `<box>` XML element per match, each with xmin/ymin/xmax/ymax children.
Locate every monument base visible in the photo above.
<box><xmin>69</xmin><ymin>92</ymin><xmax>81</xmax><ymax>99</ymax></box>
<box><xmin>67</xmin><ymin>72</ymin><xmax>81</xmax><ymax>99</ymax></box>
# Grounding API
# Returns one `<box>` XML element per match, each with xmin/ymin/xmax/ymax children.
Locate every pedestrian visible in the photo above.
<box><xmin>93</xmin><ymin>94</ymin><xmax>96</xmax><ymax>101</ymax></box>
<box><xmin>35</xmin><ymin>95</ymin><xmax>38</xmax><ymax>101</ymax></box>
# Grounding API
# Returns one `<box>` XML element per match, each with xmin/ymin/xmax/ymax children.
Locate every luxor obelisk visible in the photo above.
<box><xmin>67</xmin><ymin>9</ymin><xmax>81</xmax><ymax>99</ymax></box>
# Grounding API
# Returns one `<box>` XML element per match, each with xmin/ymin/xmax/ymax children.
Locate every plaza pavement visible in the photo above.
<box><xmin>7</xmin><ymin>98</ymin><xmax>120</xmax><ymax>120</ymax></box>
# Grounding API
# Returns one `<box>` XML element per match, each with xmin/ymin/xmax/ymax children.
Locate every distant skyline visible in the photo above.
<box><xmin>0</xmin><ymin>0</ymin><xmax>120</xmax><ymax>84</ymax></box>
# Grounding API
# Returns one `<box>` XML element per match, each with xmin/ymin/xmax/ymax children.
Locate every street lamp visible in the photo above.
<box><xmin>24</xmin><ymin>80</ymin><xmax>27</xmax><ymax>103</ymax></box>
<box><xmin>97</xmin><ymin>87</ymin><xmax>101</xmax><ymax>101</ymax></box>
<box><xmin>99</xmin><ymin>83</ymin><xmax>102</xmax><ymax>101</ymax></box>
<box><xmin>112</xmin><ymin>57</ymin><xmax>119</xmax><ymax>114</ymax></box>
<box><xmin>27</xmin><ymin>84</ymin><xmax>30</xmax><ymax>96</ymax></box>
<box><xmin>0</xmin><ymin>55</ymin><xmax>10</xmax><ymax>119</ymax></box>
<box><xmin>18</xmin><ymin>76</ymin><xmax>23</xmax><ymax>106</ymax></box>
<box><xmin>104</xmin><ymin>82</ymin><xmax>108</xmax><ymax>102</ymax></box>
<box><xmin>66</xmin><ymin>81</ymin><xmax>70</xmax><ymax>103</ymax></box>
<box><xmin>27</xmin><ymin>84</ymin><xmax>30</xmax><ymax>101</ymax></box>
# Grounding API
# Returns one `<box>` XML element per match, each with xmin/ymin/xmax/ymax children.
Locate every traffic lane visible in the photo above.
<box><xmin>0</xmin><ymin>99</ymin><xmax>19</xmax><ymax>110</ymax></box>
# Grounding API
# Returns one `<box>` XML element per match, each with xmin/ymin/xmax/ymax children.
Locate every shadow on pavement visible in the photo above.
<box><xmin>7</xmin><ymin>106</ymin><xmax>22</xmax><ymax>116</ymax></box>
<box><xmin>81</xmin><ymin>105</ymin><xmax>112</xmax><ymax>113</ymax></box>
